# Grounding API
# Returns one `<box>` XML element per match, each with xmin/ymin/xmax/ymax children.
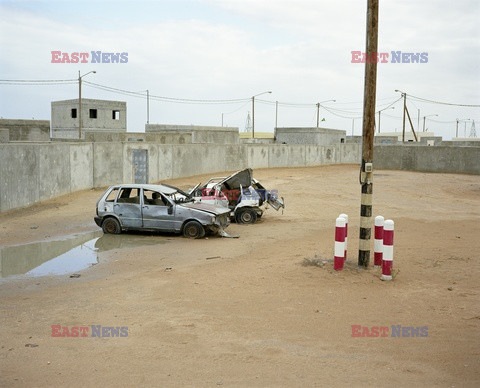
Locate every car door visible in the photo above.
<box><xmin>141</xmin><ymin>189</ymin><xmax>175</xmax><ymax>231</ymax></box>
<box><xmin>114</xmin><ymin>187</ymin><xmax>143</xmax><ymax>229</ymax></box>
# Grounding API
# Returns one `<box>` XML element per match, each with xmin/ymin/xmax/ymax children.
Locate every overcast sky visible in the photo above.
<box><xmin>0</xmin><ymin>0</ymin><xmax>479</xmax><ymax>139</ymax></box>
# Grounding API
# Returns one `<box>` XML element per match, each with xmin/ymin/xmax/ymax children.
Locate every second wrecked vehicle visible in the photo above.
<box><xmin>189</xmin><ymin>168</ymin><xmax>284</xmax><ymax>224</ymax></box>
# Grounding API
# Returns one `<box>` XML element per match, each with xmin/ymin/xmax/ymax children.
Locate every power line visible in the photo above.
<box><xmin>0</xmin><ymin>79</ymin><xmax>77</xmax><ymax>85</ymax></box>
<box><xmin>2</xmin><ymin>78</ymin><xmax>479</xmax><ymax>112</ymax></box>
<box><xmin>84</xmin><ymin>81</ymin><xmax>250</xmax><ymax>105</ymax></box>
<box><xmin>408</xmin><ymin>93</ymin><xmax>480</xmax><ymax>107</ymax></box>
<box><xmin>0</xmin><ymin>79</ymin><xmax>77</xmax><ymax>83</ymax></box>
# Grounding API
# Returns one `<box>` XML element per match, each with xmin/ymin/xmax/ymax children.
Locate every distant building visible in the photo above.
<box><xmin>376</xmin><ymin>131</ymin><xmax>434</xmax><ymax>142</ymax></box>
<box><xmin>375</xmin><ymin>131</ymin><xmax>442</xmax><ymax>146</ymax></box>
<box><xmin>274</xmin><ymin>127</ymin><xmax>346</xmax><ymax>146</ymax></box>
<box><xmin>51</xmin><ymin>98</ymin><xmax>126</xmax><ymax>139</ymax></box>
<box><xmin>145</xmin><ymin>124</ymin><xmax>239</xmax><ymax>144</ymax></box>
<box><xmin>0</xmin><ymin>119</ymin><xmax>50</xmax><ymax>142</ymax></box>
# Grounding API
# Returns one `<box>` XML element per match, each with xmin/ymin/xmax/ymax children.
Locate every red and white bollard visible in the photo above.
<box><xmin>339</xmin><ymin>214</ymin><xmax>348</xmax><ymax>261</ymax></box>
<box><xmin>381</xmin><ymin>219</ymin><xmax>394</xmax><ymax>281</ymax></box>
<box><xmin>334</xmin><ymin>217</ymin><xmax>346</xmax><ymax>271</ymax></box>
<box><xmin>374</xmin><ymin>215</ymin><xmax>384</xmax><ymax>268</ymax></box>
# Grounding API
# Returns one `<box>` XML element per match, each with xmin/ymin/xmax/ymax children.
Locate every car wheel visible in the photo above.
<box><xmin>102</xmin><ymin>217</ymin><xmax>121</xmax><ymax>234</ymax></box>
<box><xmin>183</xmin><ymin>220</ymin><xmax>206</xmax><ymax>239</ymax></box>
<box><xmin>235</xmin><ymin>208</ymin><xmax>257</xmax><ymax>224</ymax></box>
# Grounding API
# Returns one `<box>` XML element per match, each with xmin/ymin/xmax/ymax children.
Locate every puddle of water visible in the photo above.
<box><xmin>26</xmin><ymin>237</ymin><xmax>99</xmax><ymax>277</ymax></box>
<box><xmin>0</xmin><ymin>231</ymin><xmax>170</xmax><ymax>280</ymax></box>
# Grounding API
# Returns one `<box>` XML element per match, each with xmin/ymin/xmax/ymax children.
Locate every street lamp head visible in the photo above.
<box><xmin>252</xmin><ymin>90</ymin><xmax>272</xmax><ymax>99</ymax></box>
<box><xmin>93</xmin><ymin>71</ymin><xmax>96</xmax><ymax>74</ymax></box>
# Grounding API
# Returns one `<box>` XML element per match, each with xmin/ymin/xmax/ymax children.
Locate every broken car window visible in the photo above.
<box><xmin>117</xmin><ymin>188</ymin><xmax>140</xmax><ymax>204</ymax></box>
<box><xmin>143</xmin><ymin>190</ymin><xmax>168</xmax><ymax>206</ymax></box>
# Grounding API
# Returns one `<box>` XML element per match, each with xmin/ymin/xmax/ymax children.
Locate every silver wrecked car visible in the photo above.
<box><xmin>94</xmin><ymin>183</ymin><xmax>232</xmax><ymax>238</ymax></box>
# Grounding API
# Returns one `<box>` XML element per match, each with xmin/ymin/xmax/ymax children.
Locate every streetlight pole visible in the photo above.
<box><xmin>422</xmin><ymin>114</ymin><xmax>437</xmax><ymax>132</ymax></box>
<box><xmin>456</xmin><ymin>118</ymin><xmax>471</xmax><ymax>137</ymax></box>
<box><xmin>78</xmin><ymin>70</ymin><xmax>96</xmax><ymax>139</ymax></box>
<box><xmin>252</xmin><ymin>91</ymin><xmax>272</xmax><ymax>138</ymax></box>
<box><xmin>275</xmin><ymin>101</ymin><xmax>278</xmax><ymax>129</ymax></box>
<box><xmin>417</xmin><ymin>109</ymin><xmax>420</xmax><ymax>132</ymax></box>
<box><xmin>316</xmin><ymin>99</ymin><xmax>335</xmax><ymax>128</ymax></box>
<box><xmin>464</xmin><ymin>119</ymin><xmax>471</xmax><ymax>137</ymax></box>
<box><xmin>146</xmin><ymin>90</ymin><xmax>150</xmax><ymax>124</ymax></box>
<box><xmin>377</xmin><ymin>106</ymin><xmax>394</xmax><ymax>133</ymax></box>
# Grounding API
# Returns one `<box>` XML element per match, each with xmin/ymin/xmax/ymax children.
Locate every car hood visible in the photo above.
<box><xmin>180</xmin><ymin>202</ymin><xmax>230</xmax><ymax>216</ymax></box>
<box><xmin>220</xmin><ymin>168</ymin><xmax>252</xmax><ymax>189</ymax></box>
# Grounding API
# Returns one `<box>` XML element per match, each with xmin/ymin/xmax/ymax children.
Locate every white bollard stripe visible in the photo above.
<box><xmin>374</xmin><ymin>239</ymin><xmax>383</xmax><ymax>252</ymax></box>
<box><xmin>334</xmin><ymin>241</ymin><xmax>345</xmax><ymax>257</ymax></box>
<box><xmin>383</xmin><ymin>245</ymin><xmax>393</xmax><ymax>261</ymax></box>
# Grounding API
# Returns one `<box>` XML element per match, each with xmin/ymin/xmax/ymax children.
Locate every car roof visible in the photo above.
<box><xmin>110</xmin><ymin>183</ymin><xmax>178</xmax><ymax>195</ymax></box>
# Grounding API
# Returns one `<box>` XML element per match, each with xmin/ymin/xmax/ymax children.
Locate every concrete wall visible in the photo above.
<box><xmin>0</xmin><ymin>143</ymin><xmax>96</xmax><ymax>211</ymax></box>
<box><xmin>2</xmin><ymin>141</ymin><xmax>479</xmax><ymax>213</ymax></box>
<box><xmin>0</xmin><ymin>142</ymin><xmax>362</xmax><ymax>212</ymax></box>
<box><xmin>0</xmin><ymin>129</ymin><xmax>9</xmax><ymax>143</ymax></box>
<box><xmin>84</xmin><ymin>131</ymin><xmax>193</xmax><ymax>144</ymax></box>
<box><xmin>374</xmin><ymin>145</ymin><xmax>480</xmax><ymax>175</ymax></box>
<box><xmin>0</xmin><ymin>119</ymin><xmax>50</xmax><ymax>141</ymax></box>
<box><xmin>441</xmin><ymin>140</ymin><xmax>480</xmax><ymax>147</ymax></box>
<box><xmin>51</xmin><ymin>99</ymin><xmax>127</xmax><ymax>139</ymax></box>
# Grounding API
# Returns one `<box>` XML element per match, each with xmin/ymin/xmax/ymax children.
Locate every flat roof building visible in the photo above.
<box><xmin>51</xmin><ymin>98</ymin><xmax>126</xmax><ymax>139</ymax></box>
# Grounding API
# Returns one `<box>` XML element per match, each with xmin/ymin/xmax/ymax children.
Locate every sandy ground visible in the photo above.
<box><xmin>0</xmin><ymin>165</ymin><xmax>479</xmax><ymax>387</ymax></box>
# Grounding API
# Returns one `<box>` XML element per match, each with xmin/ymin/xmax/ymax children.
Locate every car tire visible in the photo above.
<box><xmin>102</xmin><ymin>217</ymin><xmax>122</xmax><ymax>234</ymax></box>
<box><xmin>235</xmin><ymin>208</ymin><xmax>257</xmax><ymax>224</ymax></box>
<box><xmin>183</xmin><ymin>220</ymin><xmax>206</xmax><ymax>239</ymax></box>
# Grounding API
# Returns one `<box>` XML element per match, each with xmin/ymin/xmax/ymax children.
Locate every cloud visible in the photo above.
<box><xmin>0</xmin><ymin>1</ymin><xmax>478</xmax><ymax>138</ymax></box>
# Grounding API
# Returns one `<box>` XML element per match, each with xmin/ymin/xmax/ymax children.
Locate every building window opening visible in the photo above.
<box><xmin>112</xmin><ymin>110</ymin><xmax>120</xmax><ymax>120</ymax></box>
<box><xmin>71</xmin><ymin>108</ymin><xmax>77</xmax><ymax>118</ymax></box>
<box><xmin>89</xmin><ymin>109</ymin><xmax>97</xmax><ymax>119</ymax></box>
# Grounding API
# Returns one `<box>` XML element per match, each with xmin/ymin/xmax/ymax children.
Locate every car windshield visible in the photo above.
<box><xmin>160</xmin><ymin>184</ymin><xmax>194</xmax><ymax>204</ymax></box>
<box><xmin>165</xmin><ymin>190</ymin><xmax>194</xmax><ymax>204</ymax></box>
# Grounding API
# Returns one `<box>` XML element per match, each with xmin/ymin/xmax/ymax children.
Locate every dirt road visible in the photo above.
<box><xmin>1</xmin><ymin>165</ymin><xmax>479</xmax><ymax>387</ymax></box>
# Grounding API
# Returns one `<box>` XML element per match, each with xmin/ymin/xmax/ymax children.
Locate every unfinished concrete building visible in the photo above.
<box><xmin>51</xmin><ymin>98</ymin><xmax>126</xmax><ymax>139</ymax></box>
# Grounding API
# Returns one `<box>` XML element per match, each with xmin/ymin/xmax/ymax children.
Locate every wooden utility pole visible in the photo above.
<box><xmin>78</xmin><ymin>71</ymin><xmax>82</xmax><ymax>140</ymax></box>
<box><xmin>402</xmin><ymin>92</ymin><xmax>406</xmax><ymax>142</ymax></box>
<box><xmin>358</xmin><ymin>0</ymin><xmax>378</xmax><ymax>268</ymax></box>
<box><xmin>405</xmin><ymin>106</ymin><xmax>418</xmax><ymax>141</ymax></box>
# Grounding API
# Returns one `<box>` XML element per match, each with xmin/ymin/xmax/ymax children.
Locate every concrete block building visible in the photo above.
<box><xmin>0</xmin><ymin>119</ymin><xmax>50</xmax><ymax>141</ymax></box>
<box><xmin>275</xmin><ymin>127</ymin><xmax>346</xmax><ymax>145</ymax></box>
<box><xmin>51</xmin><ymin>98</ymin><xmax>126</xmax><ymax>139</ymax></box>
<box><xmin>145</xmin><ymin>124</ymin><xmax>239</xmax><ymax>144</ymax></box>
